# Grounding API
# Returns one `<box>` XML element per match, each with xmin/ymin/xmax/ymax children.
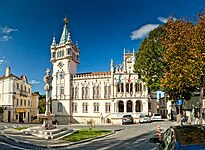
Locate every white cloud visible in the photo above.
<box><xmin>130</xmin><ymin>24</ymin><xmax>159</xmax><ymax>40</ymax></box>
<box><xmin>0</xmin><ymin>26</ymin><xmax>18</xmax><ymax>42</ymax></box>
<box><xmin>30</xmin><ymin>80</ymin><xmax>40</xmax><ymax>84</ymax></box>
<box><xmin>0</xmin><ymin>26</ymin><xmax>18</xmax><ymax>34</ymax></box>
<box><xmin>0</xmin><ymin>35</ymin><xmax>12</xmax><ymax>41</ymax></box>
<box><xmin>0</xmin><ymin>59</ymin><xmax>5</xmax><ymax>64</ymax></box>
<box><xmin>157</xmin><ymin>16</ymin><xmax>177</xmax><ymax>23</ymax></box>
<box><xmin>157</xmin><ymin>17</ymin><xmax>169</xmax><ymax>23</ymax></box>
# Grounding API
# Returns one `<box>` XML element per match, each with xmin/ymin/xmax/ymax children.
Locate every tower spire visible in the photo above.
<box><xmin>60</xmin><ymin>16</ymin><xmax>70</xmax><ymax>44</ymax></box>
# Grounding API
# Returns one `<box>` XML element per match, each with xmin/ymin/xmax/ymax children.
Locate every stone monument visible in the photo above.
<box><xmin>38</xmin><ymin>68</ymin><xmax>55</xmax><ymax>129</ymax></box>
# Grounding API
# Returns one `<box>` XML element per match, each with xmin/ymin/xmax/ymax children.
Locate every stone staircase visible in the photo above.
<box><xmin>22</xmin><ymin>125</ymin><xmax>73</xmax><ymax>139</ymax></box>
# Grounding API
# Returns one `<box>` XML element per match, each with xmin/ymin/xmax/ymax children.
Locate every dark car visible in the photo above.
<box><xmin>150</xmin><ymin>125</ymin><xmax>205</xmax><ymax>150</ymax></box>
<box><xmin>122</xmin><ymin>115</ymin><xmax>134</xmax><ymax>125</ymax></box>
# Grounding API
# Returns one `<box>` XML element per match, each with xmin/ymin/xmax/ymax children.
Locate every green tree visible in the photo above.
<box><xmin>34</xmin><ymin>92</ymin><xmax>46</xmax><ymax>114</ymax></box>
<box><xmin>134</xmin><ymin>24</ymin><xmax>167</xmax><ymax>92</ymax></box>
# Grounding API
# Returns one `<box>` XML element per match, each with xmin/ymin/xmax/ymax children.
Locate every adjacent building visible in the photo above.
<box><xmin>0</xmin><ymin>67</ymin><xmax>39</xmax><ymax>123</ymax></box>
<box><xmin>51</xmin><ymin>17</ymin><xmax>157</xmax><ymax>125</ymax></box>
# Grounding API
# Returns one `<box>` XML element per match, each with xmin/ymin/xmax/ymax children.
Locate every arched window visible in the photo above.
<box><xmin>118</xmin><ymin>101</ymin><xmax>124</xmax><ymax>112</ymax></box>
<box><xmin>127</xmin><ymin>100</ymin><xmax>133</xmax><ymax>112</ymax></box>
<box><xmin>57</xmin><ymin>103</ymin><xmax>63</xmax><ymax>112</ymax></box>
<box><xmin>82</xmin><ymin>102</ymin><xmax>88</xmax><ymax>113</ymax></box>
<box><xmin>75</xmin><ymin>86</ymin><xmax>78</xmax><ymax>99</ymax></box>
<box><xmin>135</xmin><ymin>101</ymin><xmax>141</xmax><ymax>112</ymax></box>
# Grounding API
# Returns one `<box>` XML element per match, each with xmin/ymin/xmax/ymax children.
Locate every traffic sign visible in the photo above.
<box><xmin>176</xmin><ymin>99</ymin><xmax>182</xmax><ymax>105</ymax></box>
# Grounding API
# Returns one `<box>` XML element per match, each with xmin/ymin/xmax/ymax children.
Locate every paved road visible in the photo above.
<box><xmin>0</xmin><ymin>120</ymin><xmax>177</xmax><ymax>150</ymax></box>
<box><xmin>62</xmin><ymin>120</ymin><xmax>177</xmax><ymax>150</ymax></box>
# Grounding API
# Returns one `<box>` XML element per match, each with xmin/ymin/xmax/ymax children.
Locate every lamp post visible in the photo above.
<box><xmin>199</xmin><ymin>72</ymin><xmax>204</xmax><ymax>125</ymax></box>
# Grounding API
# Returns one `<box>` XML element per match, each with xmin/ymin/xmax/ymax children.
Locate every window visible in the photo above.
<box><xmin>28</xmin><ymin>100</ymin><xmax>30</xmax><ymax>107</ymax></box>
<box><xmin>16</xmin><ymin>114</ymin><xmax>18</xmax><ymax>120</ymax></box>
<box><xmin>57</xmin><ymin>103</ymin><xmax>63</xmax><ymax>112</ymax></box>
<box><xmin>20</xmin><ymin>99</ymin><xmax>23</xmax><ymax>106</ymax></box>
<box><xmin>148</xmin><ymin>102</ymin><xmax>151</xmax><ymax>109</ymax></box>
<box><xmin>52</xmin><ymin>52</ymin><xmax>56</xmax><ymax>58</ymax></box>
<box><xmin>24</xmin><ymin>112</ymin><xmax>26</xmax><ymax>118</ymax></box>
<box><xmin>135</xmin><ymin>83</ymin><xmax>142</xmax><ymax>92</ymax></box>
<box><xmin>60</xmin><ymin>85</ymin><xmax>64</xmax><ymax>94</ymax></box>
<box><xmin>93</xmin><ymin>102</ymin><xmax>99</xmax><ymax>112</ymax></box>
<box><xmin>74</xmin><ymin>87</ymin><xmax>78</xmax><ymax>99</ymax></box>
<box><xmin>21</xmin><ymin>85</ymin><xmax>23</xmax><ymax>90</ymax></box>
<box><xmin>72</xmin><ymin>102</ymin><xmax>77</xmax><ymax>113</ymax></box>
<box><xmin>28</xmin><ymin>88</ymin><xmax>31</xmax><ymax>94</ymax></box>
<box><xmin>82</xmin><ymin>102</ymin><xmax>88</xmax><ymax>113</ymax></box>
<box><xmin>24</xmin><ymin>86</ymin><xmax>26</xmax><ymax>92</ymax></box>
<box><xmin>16</xmin><ymin>83</ymin><xmax>19</xmax><ymax>90</ymax></box>
<box><xmin>24</xmin><ymin>100</ymin><xmax>26</xmax><ymax>106</ymax></box>
<box><xmin>82</xmin><ymin>86</ymin><xmax>89</xmax><ymax>99</ymax></box>
<box><xmin>105</xmin><ymin>102</ymin><xmax>111</xmax><ymax>112</ymax></box>
<box><xmin>60</xmin><ymin>72</ymin><xmax>65</xmax><ymax>79</ymax></box>
<box><xmin>16</xmin><ymin>99</ymin><xmax>19</xmax><ymax>106</ymax></box>
<box><xmin>126</xmin><ymin>83</ymin><xmax>129</xmax><ymax>92</ymax></box>
<box><xmin>104</xmin><ymin>85</ymin><xmax>111</xmax><ymax>98</ymax></box>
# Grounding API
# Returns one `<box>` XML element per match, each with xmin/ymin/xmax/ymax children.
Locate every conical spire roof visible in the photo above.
<box><xmin>60</xmin><ymin>17</ymin><xmax>71</xmax><ymax>44</ymax></box>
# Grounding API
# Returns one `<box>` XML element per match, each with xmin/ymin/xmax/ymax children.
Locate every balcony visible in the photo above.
<box><xmin>20</xmin><ymin>90</ymin><xmax>28</xmax><ymax>97</ymax></box>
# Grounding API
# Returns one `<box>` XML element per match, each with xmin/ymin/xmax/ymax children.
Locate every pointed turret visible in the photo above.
<box><xmin>50</xmin><ymin>36</ymin><xmax>56</xmax><ymax>49</ymax></box>
<box><xmin>60</xmin><ymin>17</ymin><xmax>71</xmax><ymax>44</ymax></box>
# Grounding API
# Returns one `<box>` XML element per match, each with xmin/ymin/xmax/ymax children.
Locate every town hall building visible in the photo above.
<box><xmin>50</xmin><ymin>17</ymin><xmax>157</xmax><ymax>124</ymax></box>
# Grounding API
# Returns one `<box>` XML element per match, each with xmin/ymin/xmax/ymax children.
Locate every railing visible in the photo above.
<box><xmin>20</xmin><ymin>90</ymin><xmax>28</xmax><ymax>97</ymax></box>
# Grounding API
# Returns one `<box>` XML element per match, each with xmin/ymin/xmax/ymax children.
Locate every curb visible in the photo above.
<box><xmin>3</xmin><ymin>129</ymin><xmax>116</xmax><ymax>148</ymax></box>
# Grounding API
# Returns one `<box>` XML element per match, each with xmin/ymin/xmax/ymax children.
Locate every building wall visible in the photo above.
<box><xmin>51</xmin><ymin>18</ymin><xmax>158</xmax><ymax>124</ymax></box>
<box><xmin>0</xmin><ymin>67</ymin><xmax>36</xmax><ymax>123</ymax></box>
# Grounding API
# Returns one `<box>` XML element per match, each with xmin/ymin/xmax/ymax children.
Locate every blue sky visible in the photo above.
<box><xmin>0</xmin><ymin>0</ymin><xmax>204</xmax><ymax>94</ymax></box>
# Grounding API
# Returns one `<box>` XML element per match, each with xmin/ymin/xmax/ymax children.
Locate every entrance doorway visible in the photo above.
<box><xmin>8</xmin><ymin>111</ymin><xmax>11</xmax><ymax>122</ymax></box>
<box><xmin>118</xmin><ymin>101</ymin><xmax>124</xmax><ymax>112</ymax></box>
<box><xmin>19</xmin><ymin>113</ymin><xmax>23</xmax><ymax>123</ymax></box>
<box><xmin>127</xmin><ymin>100</ymin><xmax>133</xmax><ymax>112</ymax></box>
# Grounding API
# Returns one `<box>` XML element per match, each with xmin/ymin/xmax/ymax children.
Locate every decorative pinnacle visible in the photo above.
<box><xmin>63</xmin><ymin>16</ymin><xmax>69</xmax><ymax>24</ymax></box>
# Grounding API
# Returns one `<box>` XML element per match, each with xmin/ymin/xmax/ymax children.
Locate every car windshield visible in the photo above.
<box><xmin>140</xmin><ymin>114</ymin><xmax>148</xmax><ymax>118</ymax></box>
<box><xmin>154</xmin><ymin>114</ymin><xmax>161</xmax><ymax>116</ymax></box>
<box><xmin>123</xmin><ymin>115</ymin><xmax>131</xmax><ymax>118</ymax></box>
<box><xmin>176</xmin><ymin>126</ymin><xmax>205</xmax><ymax>145</ymax></box>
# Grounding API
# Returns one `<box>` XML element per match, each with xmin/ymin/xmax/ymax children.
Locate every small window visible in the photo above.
<box><xmin>57</xmin><ymin>103</ymin><xmax>63</xmax><ymax>112</ymax></box>
<box><xmin>105</xmin><ymin>102</ymin><xmax>111</xmax><ymax>112</ymax></box>
<box><xmin>82</xmin><ymin>102</ymin><xmax>88</xmax><ymax>113</ymax></box>
<box><xmin>93</xmin><ymin>102</ymin><xmax>99</xmax><ymax>112</ymax></box>
<box><xmin>72</xmin><ymin>102</ymin><xmax>77</xmax><ymax>113</ymax></box>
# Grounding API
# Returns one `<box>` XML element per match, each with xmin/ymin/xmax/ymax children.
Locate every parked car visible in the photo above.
<box><xmin>122</xmin><ymin>115</ymin><xmax>134</xmax><ymax>125</ymax></box>
<box><xmin>139</xmin><ymin>114</ymin><xmax>151</xmax><ymax>123</ymax></box>
<box><xmin>150</xmin><ymin>125</ymin><xmax>205</xmax><ymax>150</ymax></box>
<box><xmin>151</xmin><ymin>113</ymin><xmax>162</xmax><ymax>121</ymax></box>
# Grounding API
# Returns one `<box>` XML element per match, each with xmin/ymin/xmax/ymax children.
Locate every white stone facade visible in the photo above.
<box><xmin>51</xmin><ymin>18</ymin><xmax>157</xmax><ymax>125</ymax></box>
<box><xmin>0</xmin><ymin>67</ymin><xmax>39</xmax><ymax>123</ymax></box>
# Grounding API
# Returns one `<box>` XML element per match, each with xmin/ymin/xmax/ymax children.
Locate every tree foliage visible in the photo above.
<box><xmin>34</xmin><ymin>91</ymin><xmax>46</xmax><ymax>114</ymax></box>
<box><xmin>134</xmin><ymin>9</ymin><xmax>204</xmax><ymax>102</ymax></box>
<box><xmin>134</xmin><ymin>24</ymin><xmax>167</xmax><ymax>92</ymax></box>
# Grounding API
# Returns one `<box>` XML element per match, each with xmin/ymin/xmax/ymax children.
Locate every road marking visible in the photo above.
<box><xmin>0</xmin><ymin>141</ymin><xmax>28</xmax><ymax>150</ymax></box>
<box><xmin>4</xmin><ymin>126</ymin><xmax>8</xmax><ymax>129</ymax></box>
<box><xmin>12</xmin><ymin>125</ymin><xmax>16</xmax><ymax>128</ymax></box>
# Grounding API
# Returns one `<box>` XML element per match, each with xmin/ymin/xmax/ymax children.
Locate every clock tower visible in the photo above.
<box><xmin>123</xmin><ymin>48</ymin><xmax>135</xmax><ymax>73</ymax></box>
<box><xmin>50</xmin><ymin>17</ymin><xmax>80</xmax><ymax>101</ymax></box>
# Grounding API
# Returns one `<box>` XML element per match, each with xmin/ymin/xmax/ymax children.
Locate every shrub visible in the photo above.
<box><xmin>0</xmin><ymin>107</ymin><xmax>4</xmax><ymax>113</ymax></box>
<box><xmin>86</xmin><ymin>119</ymin><xmax>95</xmax><ymax>130</ymax></box>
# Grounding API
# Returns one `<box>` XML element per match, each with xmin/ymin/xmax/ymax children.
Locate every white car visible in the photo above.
<box><xmin>139</xmin><ymin>114</ymin><xmax>151</xmax><ymax>123</ymax></box>
<box><xmin>151</xmin><ymin>113</ymin><xmax>162</xmax><ymax>121</ymax></box>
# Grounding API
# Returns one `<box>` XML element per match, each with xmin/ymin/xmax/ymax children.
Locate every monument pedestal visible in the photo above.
<box><xmin>38</xmin><ymin>113</ymin><xmax>55</xmax><ymax>130</ymax></box>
